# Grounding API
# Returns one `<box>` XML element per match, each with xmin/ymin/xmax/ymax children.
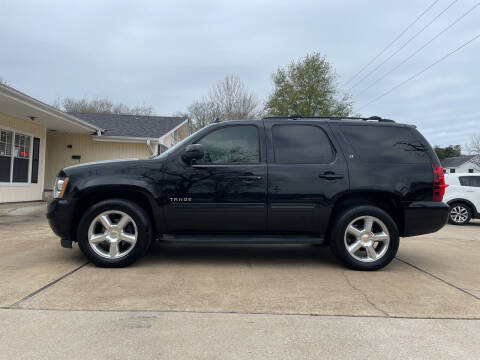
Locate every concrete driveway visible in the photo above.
<box><xmin>0</xmin><ymin>204</ymin><xmax>479</xmax><ymax>359</ymax></box>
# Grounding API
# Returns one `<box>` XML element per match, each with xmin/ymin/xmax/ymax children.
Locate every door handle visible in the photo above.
<box><xmin>318</xmin><ymin>172</ymin><xmax>344</xmax><ymax>180</ymax></box>
<box><xmin>238</xmin><ymin>175</ymin><xmax>262</xmax><ymax>182</ymax></box>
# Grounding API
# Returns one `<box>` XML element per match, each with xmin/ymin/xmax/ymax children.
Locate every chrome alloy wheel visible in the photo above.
<box><xmin>450</xmin><ymin>206</ymin><xmax>469</xmax><ymax>223</ymax></box>
<box><xmin>344</xmin><ymin>216</ymin><xmax>390</xmax><ymax>263</ymax></box>
<box><xmin>88</xmin><ymin>210</ymin><xmax>137</xmax><ymax>259</ymax></box>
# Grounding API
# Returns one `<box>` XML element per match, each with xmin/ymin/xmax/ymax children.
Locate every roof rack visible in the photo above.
<box><xmin>263</xmin><ymin>115</ymin><xmax>395</xmax><ymax>123</ymax></box>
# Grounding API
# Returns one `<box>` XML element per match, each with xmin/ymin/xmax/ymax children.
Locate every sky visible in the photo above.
<box><xmin>1</xmin><ymin>0</ymin><xmax>479</xmax><ymax>149</ymax></box>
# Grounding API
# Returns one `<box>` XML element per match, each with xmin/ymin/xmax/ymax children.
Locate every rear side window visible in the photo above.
<box><xmin>272</xmin><ymin>124</ymin><xmax>334</xmax><ymax>164</ymax></box>
<box><xmin>340</xmin><ymin>125</ymin><xmax>430</xmax><ymax>164</ymax></box>
<box><xmin>459</xmin><ymin>176</ymin><xmax>480</xmax><ymax>187</ymax></box>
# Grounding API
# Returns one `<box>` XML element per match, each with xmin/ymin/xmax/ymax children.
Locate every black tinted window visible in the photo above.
<box><xmin>340</xmin><ymin>125</ymin><xmax>429</xmax><ymax>164</ymax></box>
<box><xmin>459</xmin><ymin>176</ymin><xmax>480</xmax><ymax>187</ymax></box>
<box><xmin>197</xmin><ymin>125</ymin><xmax>259</xmax><ymax>164</ymax></box>
<box><xmin>272</xmin><ymin>125</ymin><xmax>334</xmax><ymax>164</ymax></box>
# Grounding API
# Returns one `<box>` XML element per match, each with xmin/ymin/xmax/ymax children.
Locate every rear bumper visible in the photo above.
<box><xmin>402</xmin><ymin>201</ymin><xmax>449</xmax><ymax>237</ymax></box>
<box><xmin>46</xmin><ymin>198</ymin><xmax>76</xmax><ymax>241</ymax></box>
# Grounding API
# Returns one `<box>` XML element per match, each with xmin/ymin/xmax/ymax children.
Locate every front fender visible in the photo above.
<box><xmin>73</xmin><ymin>175</ymin><xmax>161</xmax><ymax>200</ymax></box>
<box><xmin>69</xmin><ymin>175</ymin><xmax>165</xmax><ymax>236</ymax></box>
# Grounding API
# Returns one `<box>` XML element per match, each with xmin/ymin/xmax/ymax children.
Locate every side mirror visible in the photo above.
<box><xmin>182</xmin><ymin>144</ymin><xmax>204</xmax><ymax>165</ymax></box>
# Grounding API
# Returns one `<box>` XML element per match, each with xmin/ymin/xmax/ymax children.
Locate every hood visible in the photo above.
<box><xmin>57</xmin><ymin>156</ymin><xmax>165</xmax><ymax>197</ymax></box>
<box><xmin>64</xmin><ymin>158</ymin><xmax>139</xmax><ymax>170</ymax></box>
<box><xmin>59</xmin><ymin>158</ymin><xmax>157</xmax><ymax>179</ymax></box>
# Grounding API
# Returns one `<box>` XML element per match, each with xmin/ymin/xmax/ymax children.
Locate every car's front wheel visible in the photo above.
<box><xmin>329</xmin><ymin>206</ymin><xmax>400</xmax><ymax>271</ymax></box>
<box><xmin>448</xmin><ymin>202</ymin><xmax>471</xmax><ymax>225</ymax></box>
<box><xmin>77</xmin><ymin>199</ymin><xmax>152</xmax><ymax>267</ymax></box>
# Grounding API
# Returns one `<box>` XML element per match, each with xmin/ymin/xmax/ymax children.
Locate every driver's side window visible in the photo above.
<box><xmin>196</xmin><ymin>125</ymin><xmax>260</xmax><ymax>164</ymax></box>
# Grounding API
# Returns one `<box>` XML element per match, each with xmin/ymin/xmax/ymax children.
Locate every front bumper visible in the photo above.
<box><xmin>402</xmin><ymin>201</ymin><xmax>449</xmax><ymax>237</ymax></box>
<box><xmin>46</xmin><ymin>198</ymin><xmax>77</xmax><ymax>241</ymax></box>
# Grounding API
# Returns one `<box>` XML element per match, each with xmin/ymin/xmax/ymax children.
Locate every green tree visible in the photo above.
<box><xmin>434</xmin><ymin>145</ymin><xmax>461</xmax><ymax>160</ymax></box>
<box><xmin>264</xmin><ymin>53</ymin><xmax>353</xmax><ymax>117</ymax></box>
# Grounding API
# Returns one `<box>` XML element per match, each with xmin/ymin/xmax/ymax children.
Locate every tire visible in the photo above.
<box><xmin>329</xmin><ymin>205</ymin><xmax>399</xmax><ymax>271</ymax></box>
<box><xmin>77</xmin><ymin>199</ymin><xmax>152</xmax><ymax>267</ymax></box>
<box><xmin>448</xmin><ymin>202</ymin><xmax>471</xmax><ymax>225</ymax></box>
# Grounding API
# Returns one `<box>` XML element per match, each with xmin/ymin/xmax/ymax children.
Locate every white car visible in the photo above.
<box><xmin>443</xmin><ymin>173</ymin><xmax>480</xmax><ymax>225</ymax></box>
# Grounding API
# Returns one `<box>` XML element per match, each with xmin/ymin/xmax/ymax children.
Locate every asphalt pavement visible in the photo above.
<box><xmin>0</xmin><ymin>204</ymin><xmax>478</xmax><ymax>359</ymax></box>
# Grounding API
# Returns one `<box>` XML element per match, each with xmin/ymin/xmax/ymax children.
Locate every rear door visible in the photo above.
<box><xmin>458</xmin><ymin>176</ymin><xmax>480</xmax><ymax>210</ymax></box>
<box><xmin>265</xmin><ymin>120</ymin><xmax>349</xmax><ymax>236</ymax></box>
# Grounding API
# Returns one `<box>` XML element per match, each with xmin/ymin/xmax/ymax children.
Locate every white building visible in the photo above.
<box><xmin>0</xmin><ymin>84</ymin><xmax>188</xmax><ymax>203</ymax></box>
<box><xmin>441</xmin><ymin>155</ymin><xmax>480</xmax><ymax>174</ymax></box>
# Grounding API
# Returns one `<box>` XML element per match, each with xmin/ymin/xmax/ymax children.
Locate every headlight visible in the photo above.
<box><xmin>54</xmin><ymin>177</ymin><xmax>69</xmax><ymax>199</ymax></box>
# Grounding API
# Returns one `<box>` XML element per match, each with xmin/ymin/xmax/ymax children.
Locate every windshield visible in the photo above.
<box><xmin>154</xmin><ymin>131</ymin><xmax>197</xmax><ymax>159</ymax></box>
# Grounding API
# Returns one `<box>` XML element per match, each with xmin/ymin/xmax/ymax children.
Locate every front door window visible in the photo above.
<box><xmin>196</xmin><ymin>125</ymin><xmax>260</xmax><ymax>164</ymax></box>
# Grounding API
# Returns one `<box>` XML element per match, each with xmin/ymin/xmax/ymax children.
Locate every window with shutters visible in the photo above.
<box><xmin>0</xmin><ymin>129</ymin><xmax>13</xmax><ymax>182</ymax></box>
<box><xmin>0</xmin><ymin>127</ymin><xmax>35</xmax><ymax>184</ymax></box>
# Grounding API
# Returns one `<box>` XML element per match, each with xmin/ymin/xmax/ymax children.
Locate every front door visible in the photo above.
<box><xmin>265</xmin><ymin>120</ymin><xmax>349</xmax><ymax>236</ymax></box>
<box><xmin>163</xmin><ymin>123</ymin><xmax>267</xmax><ymax>233</ymax></box>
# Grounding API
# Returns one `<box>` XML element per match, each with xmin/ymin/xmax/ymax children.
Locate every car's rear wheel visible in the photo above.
<box><xmin>329</xmin><ymin>206</ymin><xmax>399</xmax><ymax>271</ymax></box>
<box><xmin>77</xmin><ymin>199</ymin><xmax>152</xmax><ymax>267</ymax></box>
<box><xmin>448</xmin><ymin>203</ymin><xmax>471</xmax><ymax>225</ymax></box>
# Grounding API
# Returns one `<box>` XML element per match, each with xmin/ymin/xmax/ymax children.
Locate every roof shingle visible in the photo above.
<box><xmin>69</xmin><ymin>112</ymin><xmax>186</xmax><ymax>138</ymax></box>
<box><xmin>441</xmin><ymin>155</ymin><xmax>477</xmax><ymax>168</ymax></box>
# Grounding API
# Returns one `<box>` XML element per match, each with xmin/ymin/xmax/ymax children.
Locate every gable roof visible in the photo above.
<box><xmin>69</xmin><ymin>112</ymin><xmax>186</xmax><ymax>139</ymax></box>
<box><xmin>441</xmin><ymin>155</ymin><xmax>477</xmax><ymax>168</ymax></box>
<box><xmin>0</xmin><ymin>84</ymin><xmax>101</xmax><ymax>134</ymax></box>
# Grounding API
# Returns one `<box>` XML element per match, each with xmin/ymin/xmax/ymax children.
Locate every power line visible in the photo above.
<box><xmin>349</xmin><ymin>0</ymin><xmax>458</xmax><ymax>92</ymax></box>
<box><xmin>355</xmin><ymin>1</ymin><xmax>480</xmax><ymax>99</ymax></box>
<box><xmin>342</xmin><ymin>0</ymin><xmax>440</xmax><ymax>87</ymax></box>
<box><xmin>357</xmin><ymin>33</ymin><xmax>480</xmax><ymax>111</ymax></box>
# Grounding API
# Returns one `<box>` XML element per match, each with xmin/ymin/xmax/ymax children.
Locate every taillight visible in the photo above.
<box><xmin>432</xmin><ymin>165</ymin><xmax>447</xmax><ymax>201</ymax></box>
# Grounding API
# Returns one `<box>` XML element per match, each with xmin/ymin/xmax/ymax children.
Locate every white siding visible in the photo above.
<box><xmin>45</xmin><ymin>132</ymin><xmax>151</xmax><ymax>190</ymax></box>
<box><xmin>445</xmin><ymin>161</ymin><xmax>480</xmax><ymax>174</ymax></box>
<box><xmin>0</xmin><ymin>119</ymin><xmax>191</xmax><ymax>202</ymax></box>
<box><xmin>0</xmin><ymin>112</ymin><xmax>46</xmax><ymax>203</ymax></box>
<box><xmin>161</xmin><ymin>122</ymin><xmax>189</xmax><ymax>148</ymax></box>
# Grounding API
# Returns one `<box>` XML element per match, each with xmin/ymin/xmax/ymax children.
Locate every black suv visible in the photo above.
<box><xmin>47</xmin><ymin>116</ymin><xmax>449</xmax><ymax>270</ymax></box>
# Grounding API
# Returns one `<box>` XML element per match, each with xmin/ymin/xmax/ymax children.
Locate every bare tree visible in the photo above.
<box><xmin>189</xmin><ymin>99</ymin><xmax>221</xmax><ymax>132</ymax></box>
<box><xmin>209</xmin><ymin>75</ymin><xmax>259</xmax><ymax>120</ymax></box>
<box><xmin>466</xmin><ymin>134</ymin><xmax>480</xmax><ymax>167</ymax></box>
<box><xmin>0</xmin><ymin>77</ymin><xmax>10</xmax><ymax>86</ymax></box>
<box><xmin>183</xmin><ymin>75</ymin><xmax>259</xmax><ymax>132</ymax></box>
<box><xmin>54</xmin><ymin>97</ymin><xmax>153</xmax><ymax>116</ymax></box>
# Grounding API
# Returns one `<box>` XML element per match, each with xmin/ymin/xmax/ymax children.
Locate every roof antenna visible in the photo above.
<box><xmin>289</xmin><ymin>114</ymin><xmax>302</xmax><ymax>120</ymax></box>
<box><xmin>214</xmin><ymin>117</ymin><xmax>221</xmax><ymax>123</ymax></box>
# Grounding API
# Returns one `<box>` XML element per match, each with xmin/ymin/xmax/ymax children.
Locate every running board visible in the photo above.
<box><xmin>159</xmin><ymin>234</ymin><xmax>325</xmax><ymax>245</ymax></box>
